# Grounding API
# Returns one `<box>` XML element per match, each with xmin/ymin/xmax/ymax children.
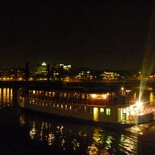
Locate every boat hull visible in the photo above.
<box><xmin>19</xmin><ymin>98</ymin><xmax>136</xmax><ymax>130</ymax></box>
<box><xmin>20</xmin><ymin>106</ymin><xmax>135</xmax><ymax>130</ymax></box>
<box><xmin>18</xmin><ymin>88</ymin><xmax>155</xmax><ymax>129</ymax></box>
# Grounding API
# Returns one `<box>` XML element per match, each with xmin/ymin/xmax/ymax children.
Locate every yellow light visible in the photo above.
<box><xmin>100</xmin><ymin>108</ymin><xmax>104</xmax><ymax>113</ymax></box>
<box><xmin>92</xmin><ymin>94</ymin><xmax>96</xmax><ymax>99</ymax></box>
<box><xmin>93</xmin><ymin>107</ymin><xmax>99</xmax><ymax>121</ymax></box>
<box><xmin>121</xmin><ymin>87</ymin><xmax>124</xmax><ymax>91</ymax></box>
<box><xmin>91</xmin><ymin>94</ymin><xmax>108</xmax><ymax>99</ymax></box>
<box><xmin>102</xmin><ymin>94</ymin><xmax>107</xmax><ymax>99</ymax></box>
<box><xmin>41</xmin><ymin>62</ymin><xmax>47</xmax><ymax>66</ymax></box>
<box><xmin>135</xmin><ymin>101</ymin><xmax>143</xmax><ymax>107</ymax></box>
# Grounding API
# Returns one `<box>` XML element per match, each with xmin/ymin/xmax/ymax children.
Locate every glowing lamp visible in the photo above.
<box><xmin>91</xmin><ymin>94</ymin><xmax>96</xmax><ymax>99</ymax></box>
<box><xmin>102</xmin><ymin>94</ymin><xmax>107</xmax><ymax>99</ymax></box>
<box><xmin>135</xmin><ymin>101</ymin><xmax>143</xmax><ymax>107</ymax></box>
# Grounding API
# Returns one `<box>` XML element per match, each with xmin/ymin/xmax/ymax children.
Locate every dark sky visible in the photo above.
<box><xmin>0</xmin><ymin>0</ymin><xmax>154</xmax><ymax>70</ymax></box>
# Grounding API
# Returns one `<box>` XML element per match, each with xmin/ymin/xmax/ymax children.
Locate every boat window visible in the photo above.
<box><xmin>59</xmin><ymin>93</ymin><xmax>63</xmax><ymax>98</ymax></box>
<box><xmin>64</xmin><ymin>93</ymin><xmax>67</xmax><ymax>98</ymax></box>
<box><xmin>84</xmin><ymin>106</ymin><xmax>87</xmax><ymax>112</ymax></box>
<box><xmin>82</xmin><ymin>94</ymin><xmax>85</xmax><ymax>99</ymax></box>
<box><xmin>86</xmin><ymin>94</ymin><xmax>89</xmax><ymax>99</ymax></box>
<box><xmin>42</xmin><ymin>102</ymin><xmax>44</xmax><ymax>106</ymax></box>
<box><xmin>106</xmin><ymin>108</ymin><xmax>111</xmax><ymax>115</ymax></box>
<box><xmin>100</xmin><ymin>108</ymin><xmax>104</xmax><ymax>113</ymax></box>
<box><xmin>61</xmin><ymin>104</ymin><xmax>63</xmax><ymax>109</ymax></box>
<box><xmin>123</xmin><ymin>108</ymin><xmax>126</xmax><ymax>113</ymax></box>
<box><xmin>45</xmin><ymin>92</ymin><xmax>48</xmax><ymax>96</ymax></box>
<box><xmin>65</xmin><ymin>105</ymin><xmax>68</xmax><ymax>110</ymax></box>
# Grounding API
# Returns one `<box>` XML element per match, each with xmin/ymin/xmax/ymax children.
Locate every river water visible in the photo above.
<box><xmin>0</xmin><ymin>88</ymin><xmax>155</xmax><ymax>155</ymax></box>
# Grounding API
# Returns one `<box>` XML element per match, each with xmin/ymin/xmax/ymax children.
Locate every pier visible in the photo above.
<box><xmin>0</xmin><ymin>80</ymin><xmax>153</xmax><ymax>90</ymax></box>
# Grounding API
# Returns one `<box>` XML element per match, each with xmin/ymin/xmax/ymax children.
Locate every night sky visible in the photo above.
<box><xmin>0</xmin><ymin>0</ymin><xmax>154</xmax><ymax>71</ymax></box>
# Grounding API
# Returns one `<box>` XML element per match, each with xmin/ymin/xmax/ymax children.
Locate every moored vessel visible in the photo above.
<box><xmin>18</xmin><ymin>86</ymin><xmax>155</xmax><ymax>129</ymax></box>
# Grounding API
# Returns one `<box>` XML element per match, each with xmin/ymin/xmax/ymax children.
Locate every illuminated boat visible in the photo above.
<box><xmin>18</xmin><ymin>87</ymin><xmax>155</xmax><ymax>129</ymax></box>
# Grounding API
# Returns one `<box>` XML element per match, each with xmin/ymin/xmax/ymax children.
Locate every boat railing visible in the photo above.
<box><xmin>26</xmin><ymin>94</ymin><xmax>133</xmax><ymax>107</ymax></box>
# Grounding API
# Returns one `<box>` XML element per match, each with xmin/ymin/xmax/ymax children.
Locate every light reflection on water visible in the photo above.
<box><xmin>0</xmin><ymin>88</ymin><xmax>13</xmax><ymax>106</ymax></box>
<box><xmin>18</xmin><ymin>113</ymin><xmax>141</xmax><ymax>155</ymax></box>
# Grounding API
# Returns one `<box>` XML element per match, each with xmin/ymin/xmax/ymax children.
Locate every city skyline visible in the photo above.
<box><xmin>0</xmin><ymin>0</ymin><xmax>155</xmax><ymax>70</ymax></box>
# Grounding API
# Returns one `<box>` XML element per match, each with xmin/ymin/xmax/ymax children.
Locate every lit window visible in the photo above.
<box><xmin>106</xmin><ymin>108</ymin><xmax>111</xmax><ymax>115</ymax></box>
<box><xmin>100</xmin><ymin>108</ymin><xmax>104</xmax><ymax>113</ymax></box>
<box><xmin>64</xmin><ymin>93</ymin><xmax>67</xmax><ymax>97</ymax></box>
<box><xmin>36</xmin><ymin>101</ymin><xmax>38</xmax><ymax>105</ymax></box>
<box><xmin>82</xmin><ymin>94</ymin><xmax>85</xmax><ymax>99</ymax></box>
<box><xmin>52</xmin><ymin>92</ymin><xmax>55</xmax><ymax>97</ymax></box>
<box><xmin>65</xmin><ymin>105</ymin><xmax>68</xmax><ymax>110</ymax></box>
<box><xmin>92</xmin><ymin>94</ymin><xmax>96</xmax><ymax>99</ymax></box>
<box><xmin>84</xmin><ymin>106</ymin><xmax>87</xmax><ymax>112</ymax></box>
<box><xmin>45</xmin><ymin>92</ymin><xmax>48</xmax><ymax>96</ymax></box>
<box><xmin>42</xmin><ymin>102</ymin><xmax>44</xmax><ymax>106</ymax></box>
<box><xmin>61</xmin><ymin>104</ymin><xmax>63</xmax><ymax>109</ymax></box>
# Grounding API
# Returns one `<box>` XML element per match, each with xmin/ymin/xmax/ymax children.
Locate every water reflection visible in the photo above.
<box><xmin>18</xmin><ymin>114</ymin><xmax>142</xmax><ymax>155</ymax></box>
<box><xmin>119</xmin><ymin>134</ymin><xmax>137</xmax><ymax>155</ymax></box>
<box><xmin>0</xmin><ymin>88</ymin><xmax>13</xmax><ymax>106</ymax></box>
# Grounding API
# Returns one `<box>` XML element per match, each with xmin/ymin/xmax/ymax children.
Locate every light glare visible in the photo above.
<box><xmin>135</xmin><ymin>101</ymin><xmax>143</xmax><ymax>107</ymax></box>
